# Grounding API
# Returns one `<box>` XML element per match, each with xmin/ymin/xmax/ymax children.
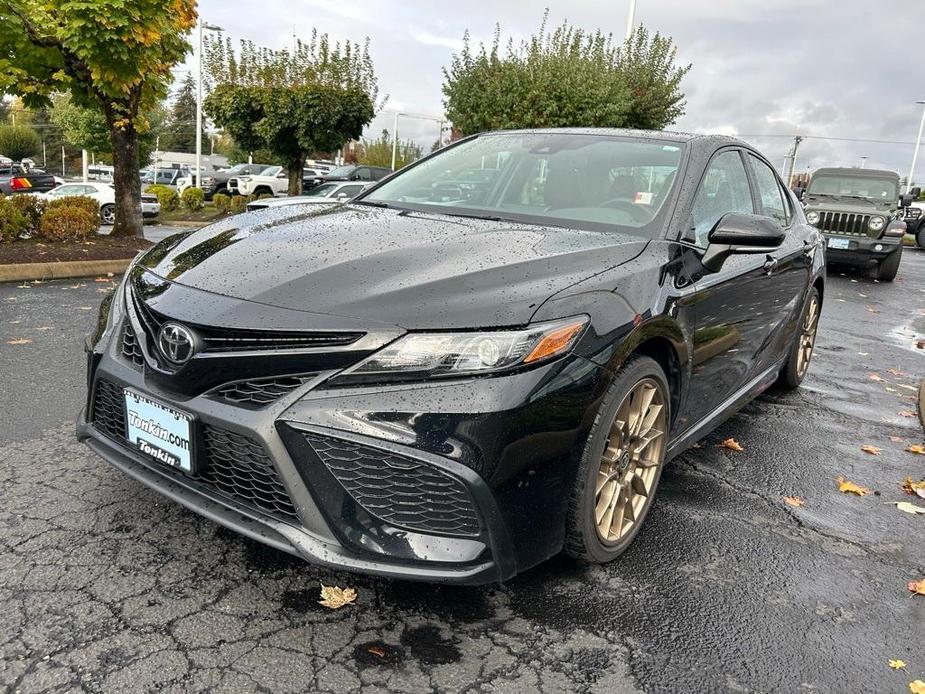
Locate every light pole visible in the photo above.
<box><xmin>390</xmin><ymin>111</ymin><xmax>403</xmax><ymax>171</ymax></box>
<box><xmin>625</xmin><ymin>0</ymin><xmax>637</xmax><ymax>40</ymax></box>
<box><xmin>859</xmin><ymin>156</ymin><xmax>868</xmax><ymax>169</ymax></box>
<box><xmin>196</xmin><ymin>19</ymin><xmax>224</xmax><ymax>189</ymax></box>
<box><xmin>906</xmin><ymin>100</ymin><xmax>925</xmax><ymax>194</ymax></box>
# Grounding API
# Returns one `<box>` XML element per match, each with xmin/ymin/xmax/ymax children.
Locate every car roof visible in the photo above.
<box><xmin>811</xmin><ymin>166</ymin><xmax>899</xmax><ymax>180</ymax></box>
<box><xmin>476</xmin><ymin>127</ymin><xmax>744</xmax><ymax>148</ymax></box>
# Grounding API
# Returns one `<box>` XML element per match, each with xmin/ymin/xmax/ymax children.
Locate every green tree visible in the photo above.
<box><xmin>442</xmin><ymin>15</ymin><xmax>690</xmax><ymax>135</ymax></box>
<box><xmin>165</xmin><ymin>72</ymin><xmax>200</xmax><ymax>153</ymax></box>
<box><xmin>0</xmin><ymin>0</ymin><xmax>197</xmax><ymax>236</ymax></box>
<box><xmin>204</xmin><ymin>31</ymin><xmax>378</xmax><ymax>195</ymax></box>
<box><xmin>357</xmin><ymin>129</ymin><xmax>422</xmax><ymax>169</ymax></box>
<box><xmin>0</xmin><ymin>124</ymin><xmax>41</xmax><ymax>161</ymax></box>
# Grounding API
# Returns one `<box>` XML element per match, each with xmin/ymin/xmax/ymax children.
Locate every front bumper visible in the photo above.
<box><xmin>823</xmin><ymin>234</ymin><xmax>901</xmax><ymax>267</ymax></box>
<box><xmin>141</xmin><ymin>203</ymin><xmax>160</xmax><ymax>219</ymax></box>
<box><xmin>78</xmin><ymin>329</ymin><xmax>604</xmax><ymax>584</ymax></box>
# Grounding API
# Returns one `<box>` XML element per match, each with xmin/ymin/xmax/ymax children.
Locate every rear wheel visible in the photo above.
<box><xmin>100</xmin><ymin>204</ymin><xmax>115</xmax><ymax>226</ymax></box>
<box><xmin>876</xmin><ymin>247</ymin><xmax>901</xmax><ymax>282</ymax></box>
<box><xmin>565</xmin><ymin>355</ymin><xmax>669</xmax><ymax>563</ymax></box>
<box><xmin>778</xmin><ymin>287</ymin><xmax>820</xmax><ymax>389</ymax></box>
<box><xmin>916</xmin><ymin>228</ymin><xmax>925</xmax><ymax>250</ymax></box>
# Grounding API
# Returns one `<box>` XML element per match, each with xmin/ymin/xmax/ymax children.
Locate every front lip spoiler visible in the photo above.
<box><xmin>76</xmin><ymin>409</ymin><xmax>502</xmax><ymax>584</ymax></box>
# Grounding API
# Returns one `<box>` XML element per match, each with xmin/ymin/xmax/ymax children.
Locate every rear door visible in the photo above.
<box><xmin>745</xmin><ymin>153</ymin><xmax>813</xmax><ymax>369</ymax></box>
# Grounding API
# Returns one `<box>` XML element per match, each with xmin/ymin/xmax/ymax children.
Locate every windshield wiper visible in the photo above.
<box><xmin>353</xmin><ymin>200</ymin><xmax>393</xmax><ymax>209</ymax></box>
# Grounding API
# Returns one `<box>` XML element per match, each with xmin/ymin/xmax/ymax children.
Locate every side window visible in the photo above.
<box><xmin>748</xmin><ymin>155</ymin><xmax>788</xmax><ymax>225</ymax></box>
<box><xmin>690</xmin><ymin>150</ymin><xmax>754</xmax><ymax>247</ymax></box>
<box><xmin>355</xmin><ymin>168</ymin><xmax>371</xmax><ymax>181</ymax></box>
<box><xmin>338</xmin><ymin>185</ymin><xmax>364</xmax><ymax>197</ymax></box>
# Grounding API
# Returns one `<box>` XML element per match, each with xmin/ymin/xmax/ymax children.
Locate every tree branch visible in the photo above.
<box><xmin>1</xmin><ymin>1</ymin><xmax>61</xmax><ymax>49</ymax></box>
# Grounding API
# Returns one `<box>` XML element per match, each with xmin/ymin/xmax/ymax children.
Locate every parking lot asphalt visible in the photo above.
<box><xmin>1</xmin><ymin>248</ymin><xmax>924</xmax><ymax>693</ymax></box>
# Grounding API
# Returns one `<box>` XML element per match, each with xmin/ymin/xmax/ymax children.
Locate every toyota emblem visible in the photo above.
<box><xmin>157</xmin><ymin>322</ymin><xmax>197</xmax><ymax>365</ymax></box>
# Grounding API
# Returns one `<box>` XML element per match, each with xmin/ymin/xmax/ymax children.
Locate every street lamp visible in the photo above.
<box><xmin>906</xmin><ymin>100</ymin><xmax>925</xmax><ymax>194</ymax></box>
<box><xmin>625</xmin><ymin>0</ymin><xmax>637</xmax><ymax>40</ymax></box>
<box><xmin>196</xmin><ymin>18</ymin><xmax>224</xmax><ymax>189</ymax></box>
<box><xmin>858</xmin><ymin>156</ymin><xmax>868</xmax><ymax>169</ymax></box>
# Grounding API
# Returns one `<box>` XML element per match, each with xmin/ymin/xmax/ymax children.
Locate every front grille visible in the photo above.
<box><xmin>90</xmin><ymin>379</ymin><xmax>299</xmax><ymax>523</ymax></box>
<box><xmin>210</xmin><ymin>374</ymin><xmax>316</xmax><ymax>407</ymax></box>
<box><xmin>814</xmin><ymin>211</ymin><xmax>872</xmax><ymax>236</ymax></box>
<box><xmin>906</xmin><ymin>208</ymin><xmax>922</xmax><ymax>220</ymax></box>
<box><xmin>129</xmin><ymin>284</ymin><xmax>363</xmax><ymax>355</ymax></box>
<box><xmin>120</xmin><ymin>323</ymin><xmax>145</xmax><ymax>368</ymax></box>
<box><xmin>305</xmin><ymin>433</ymin><xmax>480</xmax><ymax>537</ymax></box>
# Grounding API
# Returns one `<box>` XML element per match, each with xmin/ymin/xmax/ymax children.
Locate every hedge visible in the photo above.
<box><xmin>39</xmin><ymin>206</ymin><xmax>98</xmax><ymax>241</ymax></box>
<box><xmin>181</xmin><ymin>187</ymin><xmax>205</xmax><ymax>211</ymax></box>
<box><xmin>145</xmin><ymin>184</ymin><xmax>179</xmax><ymax>212</ymax></box>
<box><xmin>213</xmin><ymin>192</ymin><xmax>231</xmax><ymax>212</ymax></box>
<box><xmin>0</xmin><ymin>197</ymin><xmax>30</xmax><ymax>242</ymax></box>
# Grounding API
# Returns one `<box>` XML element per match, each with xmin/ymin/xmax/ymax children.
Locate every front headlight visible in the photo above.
<box><xmin>239</xmin><ymin>176</ymin><xmax>251</xmax><ymax>183</ymax></box>
<box><xmin>869</xmin><ymin>216</ymin><xmax>885</xmax><ymax>232</ymax></box>
<box><xmin>806</xmin><ymin>210</ymin><xmax>820</xmax><ymax>225</ymax></box>
<box><xmin>344</xmin><ymin>316</ymin><xmax>589</xmax><ymax>380</ymax></box>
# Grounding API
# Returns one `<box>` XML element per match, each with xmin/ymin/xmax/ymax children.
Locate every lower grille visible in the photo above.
<box><xmin>304</xmin><ymin>433</ymin><xmax>480</xmax><ymax>537</ymax></box>
<box><xmin>121</xmin><ymin>323</ymin><xmax>145</xmax><ymax>368</ymax></box>
<box><xmin>210</xmin><ymin>374</ymin><xmax>316</xmax><ymax>407</ymax></box>
<box><xmin>815</xmin><ymin>211</ymin><xmax>872</xmax><ymax>236</ymax></box>
<box><xmin>90</xmin><ymin>379</ymin><xmax>299</xmax><ymax>523</ymax></box>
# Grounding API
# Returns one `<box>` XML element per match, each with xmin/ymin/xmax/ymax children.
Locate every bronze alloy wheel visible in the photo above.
<box><xmin>796</xmin><ymin>293</ymin><xmax>819</xmax><ymax>379</ymax></box>
<box><xmin>594</xmin><ymin>377</ymin><xmax>667</xmax><ymax>545</ymax></box>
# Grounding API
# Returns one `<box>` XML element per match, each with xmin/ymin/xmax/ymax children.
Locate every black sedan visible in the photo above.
<box><xmin>78</xmin><ymin>129</ymin><xmax>825</xmax><ymax>584</ymax></box>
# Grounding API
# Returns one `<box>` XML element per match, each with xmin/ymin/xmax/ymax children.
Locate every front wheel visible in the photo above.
<box><xmin>564</xmin><ymin>355</ymin><xmax>669</xmax><ymax>563</ymax></box>
<box><xmin>100</xmin><ymin>204</ymin><xmax>115</xmax><ymax>226</ymax></box>
<box><xmin>777</xmin><ymin>287</ymin><xmax>820</xmax><ymax>389</ymax></box>
<box><xmin>876</xmin><ymin>247</ymin><xmax>901</xmax><ymax>282</ymax></box>
<box><xmin>916</xmin><ymin>228</ymin><xmax>925</xmax><ymax>250</ymax></box>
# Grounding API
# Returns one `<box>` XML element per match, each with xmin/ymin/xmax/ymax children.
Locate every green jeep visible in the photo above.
<box><xmin>796</xmin><ymin>167</ymin><xmax>918</xmax><ymax>281</ymax></box>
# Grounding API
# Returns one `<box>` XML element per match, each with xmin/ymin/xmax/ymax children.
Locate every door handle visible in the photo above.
<box><xmin>763</xmin><ymin>256</ymin><xmax>778</xmax><ymax>276</ymax></box>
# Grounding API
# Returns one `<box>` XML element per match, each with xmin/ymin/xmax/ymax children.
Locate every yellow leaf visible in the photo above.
<box><xmin>838</xmin><ymin>478</ymin><xmax>870</xmax><ymax>496</ymax></box>
<box><xmin>869</xmin><ymin>373</ymin><xmax>885</xmax><ymax>382</ymax></box>
<box><xmin>906</xmin><ymin>445</ymin><xmax>925</xmax><ymax>456</ymax></box>
<box><xmin>783</xmin><ymin>496</ymin><xmax>805</xmax><ymax>507</ymax></box>
<box><xmin>894</xmin><ymin>501</ymin><xmax>925</xmax><ymax>516</ymax></box>
<box><xmin>860</xmin><ymin>444</ymin><xmax>882</xmax><ymax>456</ymax></box>
<box><xmin>909</xmin><ymin>578</ymin><xmax>925</xmax><ymax>597</ymax></box>
<box><xmin>901</xmin><ymin>478</ymin><xmax>925</xmax><ymax>498</ymax></box>
<box><xmin>6</xmin><ymin>338</ymin><xmax>32</xmax><ymax>345</ymax></box>
<box><xmin>910</xmin><ymin>680</ymin><xmax>925</xmax><ymax>694</ymax></box>
<box><xmin>899</xmin><ymin>411</ymin><xmax>916</xmax><ymax>418</ymax></box>
<box><xmin>720</xmin><ymin>438</ymin><xmax>744</xmax><ymax>452</ymax></box>
<box><xmin>318</xmin><ymin>584</ymin><xmax>357</xmax><ymax>609</ymax></box>
<box><xmin>889</xmin><ymin>659</ymin><xmax>907</xmax><ymax>670</ymax></box>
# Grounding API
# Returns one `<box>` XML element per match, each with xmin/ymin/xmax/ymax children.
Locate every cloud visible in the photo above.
<box><xmin>414</xmin><ymin>31</ymin><xmax>464</xmax><ymax>52</ymax></box>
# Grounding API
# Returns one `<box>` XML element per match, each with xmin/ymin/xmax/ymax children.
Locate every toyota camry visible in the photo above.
<box><xmin>78</xmin><ymin>129</ymin><xmax>825</xmax><ymax>584</ymax></box>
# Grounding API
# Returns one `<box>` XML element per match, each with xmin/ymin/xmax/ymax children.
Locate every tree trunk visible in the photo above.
<box><xmin>109</xmin><ymin>123</ymin><xmax>143</xmax><ymax>237</ymax></box>
<box><xmin>288</xmin><ymin>154</ymin><xmax>305</xmax><ymax>197</ymax></box>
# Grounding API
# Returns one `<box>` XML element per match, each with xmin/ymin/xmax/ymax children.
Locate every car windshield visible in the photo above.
<box><xmin>306</xmin><ymin>183</ymin><xmax>339</xmax><ymax>197</ymax></box>
<box><xmin>807</xmin><ymin>175</ymin><xmax>897</xmax><ymax>200</ymax></box>
<box><xmin>326</xmin><ymin>165</ymin><xmax>356</xmax><ymax>177</ymax></box>
<box><xmin>360</xmin><ymin>133</ymin><xmax>684</xmax><ymax>233</ymax></box>
<box><xmin>259</xmin><ymin>166</ymin><xmax>282</xmax><ymax>176</ymax></box>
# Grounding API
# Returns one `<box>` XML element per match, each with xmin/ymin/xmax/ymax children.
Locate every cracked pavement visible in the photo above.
<box><xmin>2</xmin><ymin>251</ymin><xmax>924</xmax><ymax>693</ymax></box>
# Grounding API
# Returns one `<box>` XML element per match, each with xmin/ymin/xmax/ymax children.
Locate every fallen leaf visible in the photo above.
<box><xmin>860</xmin><ymin>444</ymin><xmax>882</xmax><ymax>456</ymax></box>
<box><xmin>890</xmin><ymin>659</ymin><xmax>907</xmax><ymax>670</ymax></box>
<box><xmin>868</xmin><ymin>373</ymin><xmax>885</xmax><ymax>382</ymax></box>
<box><xmin>719</xmin><ymin>438</ymin><xmax>744</xmax><ymax>451</ymax></box>
<box><xmin>910</xmin><ymin>681</ymin><xmax>925</xmax><ymax>694</ymax></box>
<box><xmin>5</xmin><ymin>338</ymin><xmax>32</xmax><ymax>345</ymax></box>
<box><xmin>901</xmin><ymin>478</ymin><xmax>925</xmax><ymax>498</ymax></box>
<box><xmin>94</xmin><ymin>277</ymin><xmax>110</xmax><ymax>282</ymax></box>
<box><xmin>906</xmin><ymin>445</ymin><xmax>925</xmax><ymax>456</ymax></box>
<box><xmin>318</xmin><ymin>584</ymin><xmax>357</xmax><ymax>609</ymax></box>
<box><xmin>897</xmin><ymin>384</ymin><xmax>918</xmax><ymax>392</ymax></box>
<box><xmin>838</xmin><ymin>478</ymin><xmax>870</xmax><ymax>496</ymax></box>
<box><xmin>867</xmin><ymin>306</ymin><xmax>880</xmax><ymax>314</ymax></box>
<box><xmin>889</xmin><ymin>368</ymin><xmax>906</xmax><ymax>377</ymax></box>
<box><xmin>891</xmin><ymin>436</ymin><xmax>905</xmax><ymax>443</ymax></box>
<box><xmin>783</xmin><ymin>496</ymin><xmax>805</xmax><ymax>507</ymax></box>
<box><xmin>917</xmin><ymin>340</ymin><xmax>925</xmax><ymax>350</ymax></box>
<box><xmin>367</xmin><ymin>645</ymin><xmax>386</xmax><ymax>658</ymax></box>
<box><xmin>899</xmin><ymin>411</ymin><xmax>917</xmax><ymax>418</ymax></box>
<box><xmin>893</xmin><ymin>501</ymin><xmax>925</xmax><ymax>515</ymax></box>
<box><xmin>909</xmin><ymin>578</ymin><xmax>925</xmax><ymax>597</ymax></box>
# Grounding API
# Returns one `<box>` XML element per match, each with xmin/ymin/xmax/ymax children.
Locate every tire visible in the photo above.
<box><xmin>777</xmin><ymin>286</ymin><xmax>820</xmax><ymax>390</ymax></box>
<box><xmin>100</xmin><ymin>204</ymin><xmax>115</xmax><ymax>226</ymax></box>
<box><xmin>564</xmin><ymin>355</ymin><xmax>669</xmax><ymax>563</ymax></box>
<box><xmin>876</xmin><ymin>246</ymin><xmax>901</xmax><ymax>282</ymax></box>
<box><xmin>253</xmin><ymin>186</ymin><xmax>273</xmax><ymax>197</ymax></box>
<box><xmin>916</xmin><ymin>228</ymin><xmax>925</xmax><ymax>250</ymax></box>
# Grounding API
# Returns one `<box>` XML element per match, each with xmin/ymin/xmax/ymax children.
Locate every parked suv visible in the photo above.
<box><xmin>321</xmin><ymin>164</ymin><xmax>391</xmax><ymax>183</ymax></box>
<box><xmin>797</xmin><ymin>167</ymin><xmax>915</xmax><ymax>281</ymax></box>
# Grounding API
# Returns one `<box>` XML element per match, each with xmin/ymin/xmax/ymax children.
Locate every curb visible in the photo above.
<box><xmin>160</xmin><ymin>220</ymin><xmax>211</xmax><ymax>228</ymax></box>
<box><xmin>0</xmin><ymin>258</ymin><xmax>132</xmax><ymax>283</ymax></box>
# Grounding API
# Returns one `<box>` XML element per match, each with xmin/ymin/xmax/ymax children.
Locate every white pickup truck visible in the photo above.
<box><xmin>227</xmin><ymin>165</ymin><xmax>290</xmax><ymax>197</ymax></box>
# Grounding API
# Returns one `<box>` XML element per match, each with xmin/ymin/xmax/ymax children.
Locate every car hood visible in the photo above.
<box><xmin>138</xmin><ymin>205</ymin><xmax>648</xmax><ymax>329</ymax></box>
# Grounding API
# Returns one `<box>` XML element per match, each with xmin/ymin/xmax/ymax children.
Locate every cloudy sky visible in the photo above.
<box><xmin>189</xmin><ymin>0</ymin><xmax>924</xmax><ymax>182</ymax></box>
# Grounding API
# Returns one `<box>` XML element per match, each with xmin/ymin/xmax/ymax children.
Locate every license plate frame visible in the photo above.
<box><xmin>123</xmin><ymin>388</ymin><xmax>195</xmax><ymax>473</ymax></box>
<box><xmin>827</xmin><ymin>237</ymin><xmax>850</xmax><ymax>250</ymax></box>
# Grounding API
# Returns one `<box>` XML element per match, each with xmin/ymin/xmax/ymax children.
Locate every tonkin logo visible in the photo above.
<box><xmin>157</xmin><ymin>322</ymin><xmax>197</xmax><ymax>365</ymax></box>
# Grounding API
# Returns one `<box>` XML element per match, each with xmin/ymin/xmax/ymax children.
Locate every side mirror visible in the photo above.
<box><xmin>791</xmin><ymin>186</ymin><xmax>804</xmax><ymax>201</ymax></box>
<box><xmin>900</xmin><ymin>193</ymin><xmax>914</xmax><ymax>208</ymax></box>
<box><xmin>910</xmin><ymin>186</ymin><xmax>921</xmax><ymax>198</ymax></box>
<box><xmin>336</xmin><ymin>193</ymin><xmax>348</xmax><ymax>200</ymax></box>
<box><xmin>701</xmin><ymin>213</ymin><xmax>785</xmax><ymax>273</ymax></box>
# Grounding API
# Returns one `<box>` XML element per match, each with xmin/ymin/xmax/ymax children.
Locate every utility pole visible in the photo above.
<box><xmin>782</xmin><ymin>135</ymin><xmax>803</xmax><ymax>187</ymax></box>
<box><xmin>195</xmin><ymin>19</ymin><xmax>224</xmax><ymax>189</ymax></box>
<box><xmin>906</xmin><ymin>100</ymin><xmax>925</xmax><ymax>193</ymax></box>
<box><xmin>61</xmin><ymin>146</ymin><xmax>65</xmax><ymax>178</ymax></box>
<box><xmin>42</xmin><ymin>141</ymin><xmax>46</xmax><ymax>168</ymax></box>
<box><xmin>390</xmin><ymin>112</ymin><xmax>400</xmax><ymax>171</ymax></box>
<box><xmin>625</xmin><ymin>0</ymin><xmax>637</xmax><ymax>40</ymax></box>
<box><xmin>82</xmin><ymin>150</ymin><xmax>88</xmax><ymax>183</ymax></box>
<box><xmin>859</xmin><ymin>156</ymin><xmax>868</xmax><ymax>169</ymax></box>
<box><xmin>153</xmin><ymin>136</ymin><xmax>160</xmax><ymax>183</ymax></box>
<box><xmin>436</xmin><ymin>120</ymin><xmax>444</xmax><ymax>150</ymax></box>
